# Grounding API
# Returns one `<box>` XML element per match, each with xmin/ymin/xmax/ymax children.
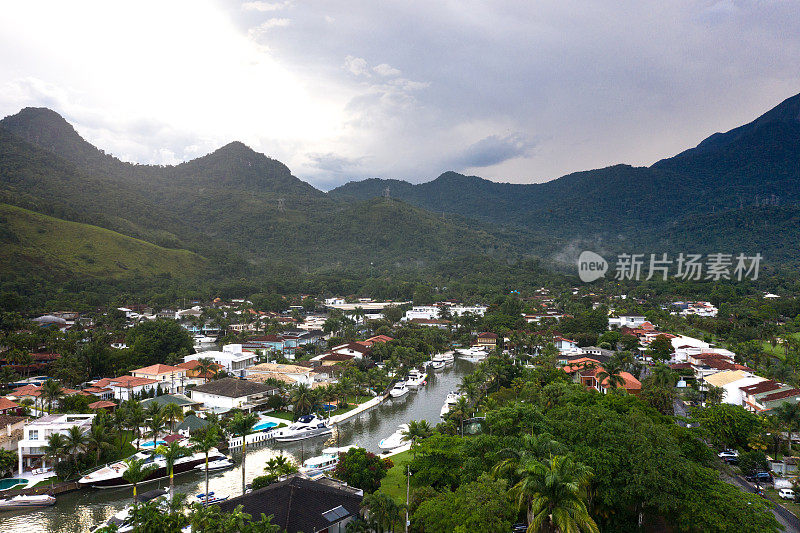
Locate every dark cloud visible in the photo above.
<box><xmin>450</xmin><ymin>133</ymin><xmax>538</xmax><ymax>169</ymax></box>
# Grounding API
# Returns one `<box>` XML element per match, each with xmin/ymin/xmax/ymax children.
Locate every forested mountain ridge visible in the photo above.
<box><xmin>331</xmin><ymin>91</ymin><xmax>800</xmax><ymax>258</ymax></box>
<box><xmin>0</xmin><ymin>110</ymin><xmax>544</xmax><ymax>273</ymax></box>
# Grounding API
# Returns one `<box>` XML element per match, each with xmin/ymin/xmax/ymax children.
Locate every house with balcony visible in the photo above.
<box><xmin>740</xmin><ymin>380</ymin><xmax>800</xmax><ymax>413</ymax></box>
<box><xmin>130</xmin><ymin>364</ymin><xmax>189</xmax><ymax>394</ymax></box>
<box><xmin>188</xmin><ymin>378</ymin><xmax>277</xmax><ymax>414</ymax></box>
<box><xmin>183</xmin><ymin>344</ymin><xmax>259</xmax><ymax>376</ymax></box>
<box><xmin>17</xmin><ymin>413</ymin><xmax>95</xmax><ymax>473</ymax></box>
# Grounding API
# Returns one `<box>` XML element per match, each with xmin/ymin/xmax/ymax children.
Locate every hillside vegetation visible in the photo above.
<box><xmin>0</xmin><ymin>203</ymin><xmax>204</xmax><ymax>280</ymax></box>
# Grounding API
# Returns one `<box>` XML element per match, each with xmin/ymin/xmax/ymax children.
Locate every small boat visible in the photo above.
<box><xmin>379</xmin><ymin>424</ymin><xmax>409</xmax><ymax>449</ymax></box>
<box><xmin>432</xmin><ymin>352</ymin><xmax>454</xmax><ymax>367</ymax></box>
<box><xmin>428</xmin><ymin>359</ymin><xmax>445</xmax><ymax>371</ymax></box>
<box><xmin>389</xmin><ymin>381</ymin><xmax>409</xmax><ymax>398</ymax></box>
<box><xmin>273</xmin><ymin>414</ymin><xmax>332</xmax><ymax>442</ymax></box>
<box><xmin>0</xmin><ymin>494</ymin><xmax>56</xmax><ymax>510</ymax></box>
<box><xmin>195</xmin><ymin>491</ymin><xmax>229</xmax><ymax>505</ymax></box>
<box><xmin>405</xmin><ymin>369</ymin><xmax>426</xmax><ymax>389</ymax></box>
<box><xmin>440</xmin><ymin>391</ymin><xmax>464</xmax><ymax>419</ymax></box>
<box><xmin>299</xmin><ymin>446</ymin><xmax>355</xmax><ymax>476</ymax></box>
<box><xmin>194</xmin><ymin>458</ymin><xmax>235</xmax><ymax>472</ymax></box>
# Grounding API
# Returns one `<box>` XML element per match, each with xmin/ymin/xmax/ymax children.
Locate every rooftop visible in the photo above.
<box><xmin>191</xmin><ymin>377</ymin><xmax>277</xmax><ymax>398</ymax></box>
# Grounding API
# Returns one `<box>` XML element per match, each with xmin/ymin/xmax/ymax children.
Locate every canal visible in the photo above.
<box><xmin>0</xmin><ymin>359</ymin><xmax>473</xmax><ymax>533</ymax></box>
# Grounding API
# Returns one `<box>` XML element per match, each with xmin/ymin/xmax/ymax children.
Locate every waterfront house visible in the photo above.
<box><xmin>183</xmin><ymin>344</ymin><xmax>259</xmax><ymax>376</ymax></box>
<box><xmin>188</xmin><ymin>378</ymin><xmax>277</xmax><ymax>414</ymax></box>
<box><xmin>130</xmin><ymin>364</ymin><xmax>189</xmax><ymax>394</ymax></box>
<box><xmin>17</xmin><ymin>413</ymin><xmax>95</xmax><ymax>473</ymax></box>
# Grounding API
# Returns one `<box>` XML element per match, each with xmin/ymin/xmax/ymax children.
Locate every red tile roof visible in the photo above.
<box><xmin>741</xmin><ymin>380</ymin><xmax>783</xmax><ymax>395</ymax></box>
<box><xmin>88</xmin><ymin>400</ymin><xmax>117</xmax><ymax>410</ymax></box>
<box><xmin>131</xmin><ymin>364</ymin><xmax>184</xmax><ymax>376</ymax></box>
<box><xmin>763</xmin><ymin>388</ymin><xmax>800</xmax><ymax>402</ymax></box>
<box><xmin>0</xmin><ymin>397</ymin><xmax>21</xmax><ymax>410</ymax></box>
<box><xmin>109</xmin><ymin>376</ymin><xmax>160</xmax><ymax>388</ymax></box>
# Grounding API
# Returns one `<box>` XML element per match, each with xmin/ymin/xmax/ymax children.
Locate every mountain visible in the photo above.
<box><xmin>0</xmin><ymin>110</ymin><xmax>541</xmax><ymax>273</ymax></box>
<box><xmin>0</xmin><ymin>202</ymin><xmax>203</xmax><ymax>281</ymax></box>
<box><xmin>331</xmin><ymin>91</ymin><xmax>800</xmax><ymax>260</ymax></box>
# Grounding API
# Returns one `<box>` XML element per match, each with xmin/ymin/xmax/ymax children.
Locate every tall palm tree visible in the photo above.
<box><xmin>595</xmin><ymin>364</ymin><xmax>626</xmax><ymax>392</ymax></box>
<box><xmin>43</xmin><ymin>433</ymin><xmax>67</xmax><ymax>472</ymax></box>
<box><xmin>649</xmin><ymin>364</ymin><xmax>678</xmax><ymax>388</ymax></box>
<box><xmin>774</xmin><ymin>402</ymin><xmax>800</xmax><ymax>458</ymax></box>
<box><xmin>155</xmin><ymin>441</ymin><xmax>191</xmax><ymax>500</ymax></box>
<box><xmin>195</xmin><ymin>357</ymin><xmax>217</xmax><ymax>383</ymax></box>
<box><xmin>145</xmin><ymin>403</ymin><xmax>165</xmax><ymax>447</ymax></box>
<box><xmin>514</xmin><ymin>455</ymin><xmax>598</xmax><ymax>533</ymax></box>
<box><xmin>161</xmin><ymin>402</ymin><xmax>184</xmax><ymax>434</ymax></box>
<box><xmin>125</xmin><ymin>399</ymin><xmax>146</xmax><ymax>450</ymax></box>
<box><xmin>492</xmin><ymin>433</ymin><xmax>567</xmax><ymax>485</ymax></box>
<box><xmin>447</xmin><ymin>397</ymin><xmax>471</xmax><ymax>435</ymax></box>
<box><xmin>63</xmin><ymin>425</ymin><xmax>88</xmax><ymax>472</ymax></box>
<box><xmin>401</xmin><ymin>420</ymin><xmax>433</xmax><ymax>457</ymax></box>
<box><xmin>290</xmin><ymin>384</ymin><xmax>314</xmax><ymax>418</ymax></box>
<box><xmin>86</xmin><ymin>422</ymin><xmax>115</xmax><ymax>466</ymax></box>
<box><xmin>190</xmin><ymin>424</ymin><xmax>221</xmax><ymax>507</ymax></box>
<box><xmin>122</xmin><ymin>457</ymin><xmax>158</xmax><ymax>513</ymax></box>
<box><xmin>228</xmin><ymin>412</ymin><xmax>258</xmax><ymax>496</ymax></box>
<box><xmin>41</xmin><ymin>379</ymin><xmax>63</xmax><ymax>412</ymax></box>
<box><xmin>362</xmin><ymin>491</ymin><xmax>403</xmax><ymax>533</ymax></box>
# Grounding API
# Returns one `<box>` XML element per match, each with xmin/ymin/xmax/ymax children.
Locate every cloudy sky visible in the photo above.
<box><xmin>1</xmin><ymin>1</ymin><xmax>798</xmax><ymax>189</ymax></box>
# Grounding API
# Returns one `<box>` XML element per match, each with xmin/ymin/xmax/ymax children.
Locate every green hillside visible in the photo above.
<box><xmin>0</xmin><ymin>203</ymin><xmax>204</xmax><ymax>280</ymax></box>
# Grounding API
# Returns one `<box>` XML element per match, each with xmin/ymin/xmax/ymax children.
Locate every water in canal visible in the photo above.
<box><xmin>0</xmin><ymin>359</ymin><xmax>473</xmax><ymax>533</ymax></box>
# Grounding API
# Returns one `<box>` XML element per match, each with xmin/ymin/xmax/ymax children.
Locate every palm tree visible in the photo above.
<box><xmin>290</xmin><ymin>383</ymin><xmax>314</xmax><ymax>418</ymax></box>
<box><xmin>596</xmin><ymin>364</ymin><xmax>626</xmax><ymax>392</ymax></box>
<box><xmin>161</xmin><ymin>402</ymin><xmax>184</xmax><ymax>434</ymax></box>
<box><xmin>195</xmin><ymin>357</ymin><xmax>217</xmax><ymax>383</ymax></box>
<box><xmin>190</xmin><ymin>424</ymin><xmax>221</xmax><ymax>507</ymax></box>
<box><xmin>86</xmin><ymin>422</ymin><xmax>115</xmax><ymax>466</ymax></box>
<box><xmin>263</xmin><ymin>454</ymin><xmax>299</xmax><ymax>483</ymax></box>
<box><xmin>145</xmin><ymin>403</ymin><xmax>165</xmax><ymax>447</ymax></box>
<box><xmin>43</xmin><ymin>433</ymin><xmax>67</xmax><ymax>472</ymax></box>
<box><xmin>704</xmin><ymin>385</ymin><xmax>724</xmax><ymax>406</ymax></box>
<box><xmin>41</xmin><ymin>379</ymin><xmax>63</xmax><ymax>412</ymax></box>
<box><xmin>63</xmin><ymin>425</ymin><xmax>88</xmax><ymax>472</ymax></box>
<box><xmin>362</xmin><ymin>491</ymin><xmax>403</xmax><ymax>533</ymax></box>
<box><xmin>492</xmin><ymin>433</ymin><xmax>567</xmax><ymax>484</ymax></box>
<box><xmin>447</xmin><ymin>397</ymin><xmax>471</xmax><ymax>435</ymax></box>
<box><xmin>649</xmin><ymin>364</ymin><xmax>678</xmax><ymax>388</ymax></box>
<box><xmin>401</xmin><ymin>420</ymin><xmax>432</xmax><ymax>457</ymax></box>
<box><xmin>228</xmin><ymin>412</ymin><xmax>258</xmax><ymax>496</ymax></box>
<box><xmin>122</xmin><ymin>457</ymin><xmax>158</xmax><ymax>513</ymax></box>
<box><xmin>514</xmin><ymin>455</ymin><xmax>598</xmax><ymax>533</ymax></box>
<box><xmin>774</xmin><ymin>402</ymin><xmax>800</xmax><ymax>459</ymax></box>
<box><xmin>155</xmin><ymin>441</ymin><xmax>192</xmax><ymax>500</ymax></box>
<box><xmin>125</xmin><ymin>399</ymin><xmax>146</xmax><ymax>450</ymax></box>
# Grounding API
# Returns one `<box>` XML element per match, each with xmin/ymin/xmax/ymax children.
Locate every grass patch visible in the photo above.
<box><xmin>379</xmin><ymin>450</ymin><xmax>412</xmax><ymax>505</ymax></box>
<box><xmin>328</xmin><ymin>396</ymin><xmax>373</xmax><ymax>417</ymax></box>
<box><xmin>269</xmin><ymin>410</ymin><xmax>296</xmax><ymax>421</ymax></box>
<box><xmin>761</xmin><ymin>333</ymin><xmax>800</xmax><ymax>360</ymax></box>
<box><xmin>763</xmin><ymin>486</ymin><xmax>800</xmax><ymax>516</ymax></box>
<box><xmin>30</xmin><ymin>477</ymin><xmax>58</xmax><ymax>488</ymax></box>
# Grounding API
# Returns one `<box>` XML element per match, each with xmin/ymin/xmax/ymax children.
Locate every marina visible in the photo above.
<box><xmin>0</xmin><ymin>359</ymin><xmax>472</xmax><ymax>533</ymax></box>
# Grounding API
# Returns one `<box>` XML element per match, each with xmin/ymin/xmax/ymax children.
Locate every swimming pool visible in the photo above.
<box><xmin>0</xmin><ymin>478</ymin><xmax>28</xmax><ymax>491</ymax></box>
<box><xmin>253</xmin><ymin>421</ymin><xmax>277</xmax><ymax>432</ymax></box>
<box><xmin>140</xmin><ymin>440</ymin><xmax>167</xmax><ymax>448</ymax></box>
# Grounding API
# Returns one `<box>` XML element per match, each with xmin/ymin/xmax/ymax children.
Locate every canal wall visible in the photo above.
<box><xmin>2</xmin><ymin>481</ymin><xmax>79</xmax><ymax>497</ymax></box>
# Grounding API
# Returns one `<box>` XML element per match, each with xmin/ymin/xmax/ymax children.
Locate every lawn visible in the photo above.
<box><xmin>379</xmin><ymin>450</ymin><xmax>411</xmax><ymax>504</ymax></box>
<box><xmin>269</xmin><ymin>410</ymin><xmax>296</xmax><ymax>421</ymax></box>
<box><xmin>761</xmin><ymin>332</ymin><xmax>800</xmax><ymax>360</ymax></box>
<box><xmin>763</xmin><ymin>486</ymin><xmax>800</xmax><ymax>517</ymax></box>
<box><xmin>328</xmin><ymin>396</ymin><xmax>373</xmax><ymax>417</ymax></box>
<box><xmin>30</xmin><ymin>477</ymin><xmax>58</xmax><ymax>488</ymax></box>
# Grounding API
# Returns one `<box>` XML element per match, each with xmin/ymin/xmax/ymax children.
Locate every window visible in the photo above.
<box><xmin>29</xmin><ymin>429</ymin><xmax>39</xmax><ymax>440</ymax></box>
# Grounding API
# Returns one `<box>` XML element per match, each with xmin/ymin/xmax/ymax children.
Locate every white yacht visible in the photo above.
<box><xmin>379</xmin><ymin>424</ymin><xmax>409</xmax><ymax>449</ymax></box>
<box><xmin>440</xmin><ymin>391</ymin><xmax>465</xmax><ymax>419</ymax></box>
<box><xmin>299</xmin><ymin>446</ymin><xmax>355</xmax><ymax>476</ymax></box>
<box><xmin>194</xmin><ymin>458</ymin><xmax>235</xmax><ymax>472</ymax></box>
<box><xmin>427</xmin><ymin>359</ymin><xmax>445</xmax><ymax>371</ymax></box>
<box><xmin>458</xmin><ymin>346</ymin><xmax>488</xmax><ymax>363</ymax></box>
<box><xmin>432</xmin><ymin>351</ymin><xmax>454</xmax><ymax>367</ymax></box>
<box><xmin>0</xmin><ymin>494</ymin><xmax>56</xmax><ymax>510</ymax></box>
<box><xmin>79</xmin><ymin>445</ymin><xmax>225</xmax><ymax>488</ymax></box>
<box><xmin>405</xmin><ymin>369</ymin><xmax>426</xmax><ymax>389</ymax></box>
<box><xmin>389</xmin><ymin>381</ymin><xmax>409</xmax><ymax>398</ymax></box>
<box><xmin>273</xmin><ymin>414</ymin><xmax>332</xmax><ymax>442</ymax></box>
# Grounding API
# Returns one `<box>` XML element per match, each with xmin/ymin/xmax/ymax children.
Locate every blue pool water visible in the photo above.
<box><xmin>0</xmin><ymin>478</ymin><xmax>28</xmax><ymax>490</ymax></box>
<box><xmin>253</xmin><ymin>421</ymin><xmax>277</xmax><ymax>431</ymax></box>
<box><xmin>140</xmin><ymin>440</ymin><xmax>167</xmax><ymax>448</ymax></box>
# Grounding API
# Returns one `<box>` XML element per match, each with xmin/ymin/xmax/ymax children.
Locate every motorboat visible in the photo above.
<box><xmin>195</xmin><ymin>491</ymin><xmax>229</xmax><ymax>505</ymax></box>
<box><xmin>432</xmin><ymin>352</ymin><xmax>454</xmax><ymax>367</ymax></box>
<box><xmin>194</xmin><ymin>458</ymin><xmax>235</xmax><ymax>472</ymax></box>
<box><xmin>428</xmin><ymin>359</ymin><xmax>445</xmax><ymax>371</ymax></box>
<box><xmin>440</xmin><ymin>391</ymin><xmax>465</xmax><ymax>419</ymax></box>
<box><xmin>0</xmin><ymin>494</ymin><xmax>56</xmax><ymax>510</ymax></box>
<box><xmin>379</xmin><ymin>424</ymin><xmax>409</xmax><ymax>450</ymax></box>
<box><xmin>389</xmin><ymin>381</ymin><xmax>409</xmax><ymax>398</ymax></box>
<box><xmin>193</xmin><ymin>334</ymin><xmax>217</xmax><ymax>346</ymax></box>
<box><xmin>299</xmin><ymin>446</ymin><xmax>355</xmax><ymax>476</ymax></box>
<box><xmin>273</xmin><ymin>414</ymin><xmax>332</xmax><ymax>442</ymax></box>
<box><xmin>90</xmin><ymin>489</ymin><xmax>167</xmax><ymax>532</ymax></box>
<box><xmin>405</xmin><ymin>369</ymin><xmax>426</xmax><ymax>389</ymax></box>
<box><xmin>457</xmin><ymin>346</ymin><xmax>489</xmax><ymax>363</ymax></box>
<box><xmin>79</xmin><ymin>446</ymin><xmax>225</xmax><ymax>489</ymax></box>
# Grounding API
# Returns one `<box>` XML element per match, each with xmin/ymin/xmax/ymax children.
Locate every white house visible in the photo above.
<box><xmin>554</xmin><ymin>337</ymin><xmax>580</xmax><ymax>355</ymax></box>
<box><xmin>90</xmin><ymin>376</ymin><xmax>160</xmax><ymax>401</ymax></box>
<box><xmin>184</xmin><ymin>344</ymin><xmax>259</xmax><ymax>376</ymax></box>
<box><xmin>608</xmin><ymin>316</ymin><xmax>647</xmax><ymax>329</ymax></box>
<box><xmin>130</xmin><ymin>364</ymin><xmax>190</xmax><ymax>394</ymax></box>
<box><xmin>17</xmin><ymin>413</ymin><xmax>95</xmax><ymax>473</ymax></box>
<box><xmin>188</xmin><ymin>378</ymin><xmax>277</xmax><ymax>414</ymax></box>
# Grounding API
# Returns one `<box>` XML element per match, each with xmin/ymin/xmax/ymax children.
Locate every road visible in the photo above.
<box><xmin>722</xmin><ymin>467</ymin><xmax>800</xmax><ymax>531</ymax></box>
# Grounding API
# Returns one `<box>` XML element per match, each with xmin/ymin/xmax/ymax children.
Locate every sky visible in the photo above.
<box><xmin>0</xmin><ymin>1</ymin><xmax>798</xmax><ymax>190</ymax></box>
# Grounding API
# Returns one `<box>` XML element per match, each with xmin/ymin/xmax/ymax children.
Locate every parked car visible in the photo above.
<box><xmin>779</xmin><ymin>488</ymin><xmax>795</xmax><ymax>500</ymax></box>
<box><xmin>746</xmin><ymin>471</ymin><xmax>773</xmax><ymax>483</ymax></box>
<box><xmin>511</xmin><ymin>524</ymin><xmax>527</xmax><ymax>533</ymax></box>
<box><xmin>718</xmin><ymin>449</ymin><xmax>739</xmax><ymax>460</ymax></box>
